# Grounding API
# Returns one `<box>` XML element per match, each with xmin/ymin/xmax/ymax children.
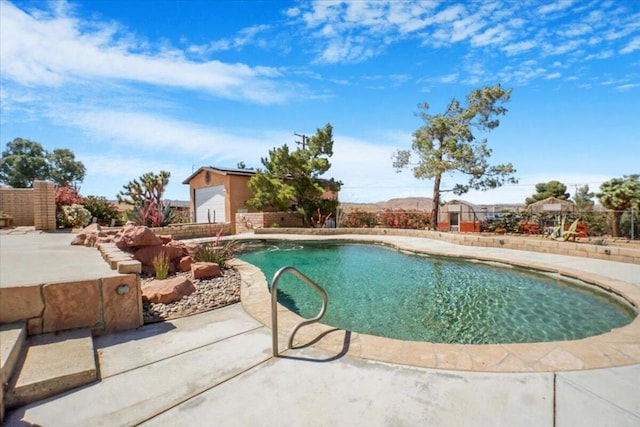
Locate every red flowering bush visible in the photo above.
<box><xmin>341</xmin><ymin>209</ymin><xmax>378</xmax><ymax>228</ymax></box>
<box><xmin>55</xmin><ymin>185</ymin><xmax>84</xmax><ymax>210</ymax></box>
<box><xmin>55</xmin><ymin>186</ymin><xmax>84</xmax><ymax>227</ymax></box>
<box><xmin>378</xmin><ymin>209</ymin><xmax>431</xmax><ymax>229</ymax></box>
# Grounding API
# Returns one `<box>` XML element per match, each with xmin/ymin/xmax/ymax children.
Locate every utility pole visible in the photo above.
<box><xmin>294</xmin><ymin>132</ymin><xmax>308</xmax><ymax>150</ymax></box>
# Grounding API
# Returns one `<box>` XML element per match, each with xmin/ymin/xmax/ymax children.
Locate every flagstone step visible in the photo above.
<box><xmin>4</xmin><ymin>328</ymin><xmax>97</xmax><ymax>409</ymax></box>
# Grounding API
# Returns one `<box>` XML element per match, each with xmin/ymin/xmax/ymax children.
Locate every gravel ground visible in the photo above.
<box><xmin>142</xmin><ymin>267</ymin><xmax>241</xmax><ymax>323</ymax></box>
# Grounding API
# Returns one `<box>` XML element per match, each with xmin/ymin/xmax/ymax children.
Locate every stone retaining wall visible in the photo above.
<box><xmin>99</xmin><ymin>222</ymin><xmax>231</xmax><ymax>240</ymax></box>
<box><xmin>254</xmin><ymin>227</ymin><xmax>640</xmax><ymax>264</ymax></box>
<box><xmin>235</xmin><ymin>212</ymin><xmax>303</xmax><ymax>234</ymax></box>
<box><xmin>0</xmin><ymin>274</ymin><xmax>142</xmax><ymax>336</ymax></box>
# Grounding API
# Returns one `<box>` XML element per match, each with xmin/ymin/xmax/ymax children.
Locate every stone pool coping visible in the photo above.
<box><xmin>235</xmin><ymin>234</ymin><xmax>640</xmax><ymax>373</ymax></box>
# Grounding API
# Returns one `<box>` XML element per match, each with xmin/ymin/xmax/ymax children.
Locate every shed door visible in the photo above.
<box><xmin>195</xmin><ymin>186</ymin><xmax>226</xmax><ymax>223</ymax></box>
<box><xmin>449</xmin><ymin>212</ymin><xmax>459</xmax><ymax>232</ymax></box>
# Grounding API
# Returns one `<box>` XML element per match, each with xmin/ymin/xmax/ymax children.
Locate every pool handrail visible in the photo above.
<box><xmin>270</xmin><ymin>265</ymin><xmax>328</xmax><ymax>357</ymax></box>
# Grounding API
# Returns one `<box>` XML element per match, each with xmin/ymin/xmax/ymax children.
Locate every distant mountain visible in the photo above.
<box><xmin>341</xmin><ymin>197</ymin><xmax>434</xmax><ymax>212</ymax></box>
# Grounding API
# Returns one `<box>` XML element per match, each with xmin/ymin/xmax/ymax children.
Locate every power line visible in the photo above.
<box><xmin>293</xmin><ymin>133</ymin><xmax>308</xmax><ymax>150</ymax></box>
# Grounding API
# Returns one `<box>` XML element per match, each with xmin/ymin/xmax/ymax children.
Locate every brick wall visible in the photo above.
<box><xmin>0</xmin><ymin>181</ymin><xmax>56</xmax><ymax>230</ymax></box>
<box><xmin>0</xmin><ymin>187</ymin><xmax>34</xmax><ymax>226</ymax></box>
<box><xmin>236</xmin><ymin>212</ymin><xmax>303</xmax><ymax>233</ymax></box>
<box><xmin>33</xmin><ymin>181</ymin><xmax>56</xmax><ymax>230</ymax></box>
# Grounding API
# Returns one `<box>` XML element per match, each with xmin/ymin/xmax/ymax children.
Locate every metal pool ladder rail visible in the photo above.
<box><xmin>271</xmin><ymin>266</ymin><xmax>328</xmax><ymax>357</ymax></box>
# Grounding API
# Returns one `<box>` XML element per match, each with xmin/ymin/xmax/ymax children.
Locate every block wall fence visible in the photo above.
<box><xmin>254</xmin><ymin>227</ymin><xmax>640</xmax><ymax>265</ymax></box>
<box><xmin>0</xmin><ymin>180</ymin><xmax>56</xmax><ymax>230</ymax></box>
<box><xmin>235</xmin><ymin>212</ymin><xmax>305</xmax><ymax>233</ymax></box>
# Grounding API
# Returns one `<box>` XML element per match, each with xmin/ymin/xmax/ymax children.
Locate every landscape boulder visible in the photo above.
<box><xmin>71</xmin><ymin>223</ymin><xmax>113</xmax><ymax>247</ymax></box>
<box><xmin>158</xmin><ymin>234</ymin><xmax>173</xmax><ymax>245</ymax></box>
<box><xmin>142</xmin><ymin>276</ymin><xmax>195</xmax><ymax>304</ymax></box>
<box><xmin>177</xmin><ymin>256</ymin><xmax>194</xmax><ymax>272</ymax></box>
<box><xmin>134</xmin><ymin>245</ymin><xmax>185</xmax><ymax>267</ymax></box>
<box><xmin>114</xmin><ymin>223</ymin><xmax>162</xmax><ymax>250</ymax></box>
<box><xmin>191</xmin><ymin>262</ymin><xmax>221</xmax><ymax>279</ymax></box>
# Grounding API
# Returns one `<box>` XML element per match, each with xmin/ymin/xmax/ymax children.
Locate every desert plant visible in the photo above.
<box><xmin>173</xmin><ymin>210</ymin><xmax>192</xmax><ymax>224</ymax></box>
<box><xmin>60</xmin><ymin>204</ymin><xmax>91</xmax><ymax>228</ymax></box>
<box><xmin>195</xmin><ymin>231</ymin><xmax>240</xmax><ymax>268</ymax></box>
<box><xmin>152</xmin><ymin>253</ymin><xmax>170</xmax><ymax>280</ymax></box>
<box><xmin>118</xmin><ymin>171</ymin><xmax>175</xmax><ymax>227</ymax></box>
<box><xmin>83</xmin><ymin>196</ymin><xmax>121</xmax><ymax>225</ymax></box>
<box><xmin>127</xmin><ymin>200</ymin><xmax>175</xmax><ymax>227</ymax></box>
<box><xmin>311</xmin><ymin>208</ymin><xmax>333</xmax><ymax>227</ymax></box>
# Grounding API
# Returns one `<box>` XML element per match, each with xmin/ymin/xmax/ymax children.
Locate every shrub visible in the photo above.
<box><xmin>483</xmin><ymin>211</ymin><xmax>525</xmax><ymax>233</ymax></box>
<box><xmin>173</xmin><ymin>210</ymin><xmax>192</xmax><ymax>224</ymax></box>
<box><xmin>152</xmin><ymin>253</ymin><xmax>170</xmax><ymax>280</ymax></box>
<box><xmin>341</xmin><ymin>209</ymin><xmax>378</xmax><ymax>228</ymax></box>
<box><xmin>127</xmin><ymin>200</ymin><xmax>175</xmax><ymax>227</ymax></box>
<box><xmin>195</xmin><ymin>231</ymin><xmax>240</xmax><ymax>268</ymax></box>
<box><xmin>60</xmin><ymin>204</ymin><xmax>91</xmax><ymax>228</ymax></box>
<box><xmin>55</xmin><ymin>185</ymin><xmax>84</xmax><ymax>209</ymax></box>
<box><xmin>55</xmin><ymin>186</ymin><xmax>84</xmax><ymax>228</ymax></box>
<box><xmin>378</xmin><ymin>209</ymin><xmax>431</xmax><ymax>229</ymax></box>
<box><xmin>83</xmin><ymin>196</ymin><xmax>121</xmax><ymax>225</ymax></box>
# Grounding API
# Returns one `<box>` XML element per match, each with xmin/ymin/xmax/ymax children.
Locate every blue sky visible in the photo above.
<box><xmin>1</xmin><ymin>0</ymin><xmax>638</xmax><ymax>205</ymax></box>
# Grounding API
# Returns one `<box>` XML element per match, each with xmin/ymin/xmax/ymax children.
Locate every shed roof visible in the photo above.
<box><xmin>526</xmin><ymin>196</ymin><xmax>577</xmax><ymax>212</ymax></box>
<box><xmin>441</xmin><ymin>199</ymin><xmax>487</xmax><ymax>221</ymax></box>
<box><xmin>182</xmin><ymin>166</ymin><xmax>256</xmax><ymax>184</ymax></box>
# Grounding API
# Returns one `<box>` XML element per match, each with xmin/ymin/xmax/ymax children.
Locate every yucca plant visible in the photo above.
<box><xmin>152</xmin><ymin>253</ymin><xmax>170</xmax><ymax>280</ymax></box>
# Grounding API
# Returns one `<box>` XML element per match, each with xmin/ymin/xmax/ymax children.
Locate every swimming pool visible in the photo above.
<box><xmin>238</xmin><ymin>241</ymin><xmax>636</xmax><ymax>344</ymax></box>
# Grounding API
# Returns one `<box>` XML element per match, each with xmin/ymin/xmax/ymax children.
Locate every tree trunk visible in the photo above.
<box><xmin>430</xmin><ymin>174</ymin><xmax>441</xmax><ymax>230</ymax></box>
<box><xmin>612</xmin><ymin>211</ymin><xmax>622</xmax><ymax>237</ymax></box>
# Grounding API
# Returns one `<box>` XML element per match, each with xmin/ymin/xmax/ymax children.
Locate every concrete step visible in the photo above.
<box><xmin>4</xmin><ymin>328</ymin><xmax>97</xmax><ymax>409</ymax></box>
<box><xmin>1</xmin><ymin>321</ymin><xmax>27</xmax><ymax>423</ymax></box>
<box><xmin>1</xmin><ymin>322</ymin><xmax>26</xmax><ymax>385</ymax></box>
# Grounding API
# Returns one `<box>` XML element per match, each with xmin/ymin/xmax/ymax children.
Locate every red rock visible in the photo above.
<box><xmin>165</xmin><ymin>240</ymin><xmax>188</xmax><ymax>257</ymax></box>
<box><xmin>142</xmin><ymin>276</ymin><xmax>195</xmax><ymax>304</ymax></box>
<box><xmin>177</xmin><ymin>256</ymin><xmax>193</xmax><ymax>272</ymax></box>
<box><xmin>71</xmin><ymin>223</ymin><xmax>102</xmax><ymax>246</ymax></box>
<box><xmin>134</xmin><ymin>245</ymin><xmax>185</xmax><ymax>267</ymax></box>
<box><xmin>158</xmin><ymin>234</ymin><xmax>173</xmax><ymax>244</ymax></box>
<box><xmin>183</xmin><ymin>243</ymin><xmax>199</xmax><ymax>258</ymax></box>
<box><xmin>114</xmin><ymin>224</ymin><xmax>162</xmax><ymax>250</ymax></box>
<box><xmin>191</xmin><ymin>262</ymin><xmax>221</xmax><ymax>279</ymax></box>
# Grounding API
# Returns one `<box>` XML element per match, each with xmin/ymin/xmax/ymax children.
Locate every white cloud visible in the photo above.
<box><xmin>331</xmin><ymin>135</ymin><xmax>431</xmax><ymax>203</ymax></box>
<box><xmin>0</xmin><ymin>2</ymin><xmax>292</xmax><ymax>104</ymax></box>
<box><xmin>537</xmin><ymin>1</ymin><xmax>576</xmax><ymax>16</ymax></box>
<box><xmin>433</xmin><ymin>5</ymin><xmax>464</xmax><ymax>23</ymax></box>
<box><xmin>438</xmin><ymin>73</ymin><xmax>459</xmax><ymax>84</ymax></box>
<box><xmin>65</xmin><ymin>109</ymin><xmax>283</xmax><ymax>161</ymax></box>
<box><xmin>585</xmin><ymin>50</ymin><xmax>614</xmax><ymax>60</ymax></box>
<box><xmin>616</xmin><ymin>83</ymin><xmax>640</xmax><ymax>91</ymax></box>
<box><xmin>470</xmin><ymin>25</ymin><xmax>512</xmax><ymax>47</ymax></box>
<box><xmin>559</xmin><ymin>23</ymin><xmax>592</xmax><ymax>38</ymax></box>
<box><xmin>502</xmin><ymin>40</ymin><xmax>537</xmax><ymax>55</ymax></box>
<box><xmin>620</xmin><ymin>36</ymin><xmax>640</xmax><ymax>54</ymax></box>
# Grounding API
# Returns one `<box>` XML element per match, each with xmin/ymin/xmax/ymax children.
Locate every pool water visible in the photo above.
<box><xmin>238</xmin><ymin>241</ymin><xmax>636</xmax><ymax>344</ymax></box>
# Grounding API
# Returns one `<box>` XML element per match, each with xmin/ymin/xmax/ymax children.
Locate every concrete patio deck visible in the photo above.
<box><xmin>2</xmin><ymin>230</ymin><xmax>639</xmax><ymax>426</ymax></box>
<box><xmin>4</xmin><ymin>305</ymin><xmax>639</xmax><ymax>426</ymax></box>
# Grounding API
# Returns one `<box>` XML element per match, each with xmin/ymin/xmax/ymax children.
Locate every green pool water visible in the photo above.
<box><xmin>237</xmin><ymin>241</ymin><xmax>636</xmax><ymax>344</ymax></box>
